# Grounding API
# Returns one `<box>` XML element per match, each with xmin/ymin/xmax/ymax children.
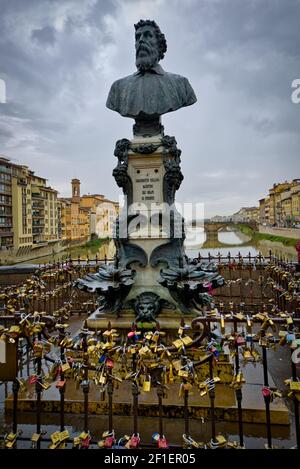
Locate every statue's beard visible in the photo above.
<box><xmin>135</xmin><ymin>43</ymin><xmax>159</xmax><ymax>71</ymax></box>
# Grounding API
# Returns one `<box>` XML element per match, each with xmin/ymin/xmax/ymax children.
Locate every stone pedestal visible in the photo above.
<box><xmin>76</xmin><ymin>133</ymin><xmax>224</xmax><ymax>327</ymax></box>
<box><xmin>123</xmin><ymin>136</ymin><xmax>176</xmax><ymax>303</ymax></box>
<box><xmin>87</xmin><ymin>308</ymin><xmax>192</xmax><ymax>330</ymax></box>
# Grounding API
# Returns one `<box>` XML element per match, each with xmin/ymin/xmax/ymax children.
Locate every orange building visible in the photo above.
<box><xmin>57</xmin><ymin>180</ymin><xmax>118</xmax><ymax>242</ymax></box>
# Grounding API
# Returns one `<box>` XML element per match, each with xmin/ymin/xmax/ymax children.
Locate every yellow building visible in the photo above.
<box><xmin>263</xmin><ymin>196</ymin><xmax>271</xmax><ymax>225</ymax></box>
<box><xmin>291</xmin><ymin>182</ymin><xmax>300</xmax><ymax>223</ymax></box>
<box><xmin>80</xmin><ymin>194</ymin><xmax>119</xmax><ymax>238</ymax></box>
<box><xmin>58</xmin><ymin>179</ymin><xmax>91</xmax><ymax>243</ymax></box>
<box><xmin>259</xmin><ymin>179</ymin><xmax>300</xmax><ymax>226</ymax></box>
<box><xmin>57</xmin><ymin>198</ymin><xmax>69</xmax><ymax>241</ymax></box>
<box><xmin>232</xmin><ymin>206</ymin><xmax>259</xmax><ymax>224</ymax></box>
<box><xmin>280</xmin><ymin>189</ymin><xmax>292</xmax><ymax>224</ymax></box>
<box><xmin>267</xmin><ymin>180</ymin><xmax>300</xmax><ymax>226</ymax></box>
<box><xmin>80</xmin><ymin>194</ymin><xmax>105</xmax><ymax>210</ymax></box>
<box><xmin>80</xmin><ymin>193</ymin><xmax>105</xmax><ymax>237</ymax></box>
<box><xmin>67</xmin><ymin>190</ymin><xmax>119</xmax><ymax>240</ymax></box>
<box><xmin>0</xmin><ymin>156</ymin><xmax>13</xmax><ymax>249</ymax></box>
<box><xmin>259</xmin><ymin>198</ymin><xmax>266</xmax><ymax>224</ymax></box>
<box><xmin>12</xmin><ymin>165</ymin><xmax>37</xmax><ymax>249</ymax></box>
<box><xmin>43</xmin><ymin>186</ymin><xmax>59</xmax><ymax>242</ymax></box>
<box><xmin>95</xmin><ymin>199</ymin><xmax>119</xmax><ymax>238</ymax></box>
<box><xmin>0</xmin><ymin>156</ymin><xmax>59</xmax><ymax>253</ymax></box>
<box><xmin>70</xmin><ymin>179</ymin><xmax>90</xmax><ymax>241</ymax></box>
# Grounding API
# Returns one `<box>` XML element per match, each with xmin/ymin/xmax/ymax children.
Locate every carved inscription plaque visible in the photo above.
<box><xmin>134</xmin><ymin>167</ymin><xmax>162</xmax><ymax>206</ymax></box>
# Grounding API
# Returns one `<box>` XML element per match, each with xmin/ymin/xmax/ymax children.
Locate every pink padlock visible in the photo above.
<box><xmin>104</xmin><ymin>436</ymin><xmax>115</xmax><ymax>448</ymax></box>
<box><xmin>106</xmin><ymin>359</ymin><xmax>114</xmax><ymax>369</ymax></box>
<box><xmin>129</xmin><ymin>433</ymin><xmax>140</xmax><ymax>448</ymax></box>
<box><xmin>81</xmin><ymin>435</ymin><xmax>91</xmax><ymax>449</ymax></box>
<box><xmin>158</xmin><ymin>436</ymin><xmax>169</xmax><ymax>449</ymax></box>
<box><xmin>236</xmin><ymin>336</ymin><xmax>245</xmax><ymax>346</ymax></box>
<box><xmin>262</xmin><ymin>386</ymin><xmax>271</xmax><ymax>398</ymax></box>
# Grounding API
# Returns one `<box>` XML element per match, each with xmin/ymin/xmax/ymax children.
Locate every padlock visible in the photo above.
<box><xmin>262</xmin><ymin>386</ymin><xmax>271</xmax><ymax>398</ymax></box>
<box><xmin>158</xmin><ymin>435</ymin><xmax>169</xmax><ymax>449</ymax></box>
<box><xmin>142</xmin><ymin>376</ymin><xmax>151</xmax><ymax>392</ymax></box>
<box><xmin>104</xmin><ymin>436</ymin><xmax>115</xmax><ymax>448</ymax></box>
<box><xmin>126</xmin><ymin>433</ymin><xmax>140</xmax><ymax>448</ymax></box>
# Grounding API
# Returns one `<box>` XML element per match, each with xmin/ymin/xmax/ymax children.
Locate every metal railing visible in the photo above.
<box><xmin>0</xmin><ymin>314</ymin><xmax>299</xmax><ymax>449</ymax></box>
<box><xmin>0</xmin><ymin>255</ymin><xmax>299</xmax><ymax>449</ymax></box>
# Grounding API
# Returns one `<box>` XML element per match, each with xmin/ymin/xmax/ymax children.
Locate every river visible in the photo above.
<box><xmin>24</xmin><ymin>228</ymin><xmax>298</xmax><ymax>264</ymax></box>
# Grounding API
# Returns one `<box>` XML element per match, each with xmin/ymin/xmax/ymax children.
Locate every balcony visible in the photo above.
<box><xmin>17</xmin><ymin>178</ymin><xmax>27</xmax><ymax>186</ymax></box>
<box><xmin>0</xmin><ymin>187</ymin><xmax>12</xmax><ymax>195</ymax></box>
<box><xmin>33</xmin><ymin>231</ymin><xmax>43</xmax><ymax>237</ymax></box>
<box><xmin>0</xmin><ymin>210</ymin><xmax>12</xmax><ymax>216</ymax></box>
<box><xmin>0</xmin><ymin>176</ymin><xmax>11</xmax><ymax>184</ymax></box>
<box><xmin>0</xmin><ymin>166</ymin><xmax>12</xmax><ymax>175</ymax></box>
<box><xmin>32</xmin><ymin>193</ymin><xmax>46</xmax><ymax>200</ymax></box>
<box><xmin>0</xmin><ymin>231</ymin><xmax>13</xmax><ymax>237</ymax></box>
<box><xmin>0</xmin><ymin>202</ymin><xmax>12</xmax><ymax>208</ymax></box>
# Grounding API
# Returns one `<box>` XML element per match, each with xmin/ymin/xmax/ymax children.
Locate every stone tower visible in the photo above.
<box><xmin>71</xmin><ymin>178</ymin><xmax>80</xmax><ymax>204</ymax></box>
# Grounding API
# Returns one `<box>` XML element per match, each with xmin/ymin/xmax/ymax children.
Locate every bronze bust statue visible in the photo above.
<box><xmin>106</xmin><ymin>20</ymin><xmax>197</xmax><ymax>137</ymax></box>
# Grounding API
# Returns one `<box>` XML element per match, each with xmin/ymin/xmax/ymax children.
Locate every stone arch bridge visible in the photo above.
<box><xmin>186</xmin><ymin>220</ymin><xmax>257</xmax><ymax>248</ymax></box>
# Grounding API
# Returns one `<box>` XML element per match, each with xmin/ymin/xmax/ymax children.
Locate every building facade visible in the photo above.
<box><xmin>259</xmin><ymin>180</ymin><xmax>300</xmax><ymax>226</ymax></box>
<box><xmin>1</xmin><ymin>156</ymin><xmax>120</xmax><ymax>254</ymax></box>
<box><xmin>231</xmin><ymin>206</ymin><xmax>259</xmax><ymax>224</ymax></box>
<box><xmin>80</xmin><ymin>193</ymin><xmax>119</xmax><ymax>239</ymax></box>
<box><xmin>0</xmin><ymin>156</ymin><xmax>59</xmax><ymax>253</ymax></box>
<box><xmin>0</xmin><ymin>157</ymin><xmax>13</xmax><ymax>249</ymax></box>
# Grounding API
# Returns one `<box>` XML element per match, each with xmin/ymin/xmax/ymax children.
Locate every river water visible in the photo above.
<box><xmin>187</xmin><ymin>229</ymin><xmax>298</xmax><ymax>261</ymax></box>
<box><xmin>26</xmin><ymin>229</ymin><xmax>298</xmax><ymax>264</ymax></box>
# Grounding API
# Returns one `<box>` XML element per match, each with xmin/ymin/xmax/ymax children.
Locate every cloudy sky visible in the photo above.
<box><xmin>0</xmin><ymin>0</ymin><xmax>299</xmax><ymax>217</ymax></box>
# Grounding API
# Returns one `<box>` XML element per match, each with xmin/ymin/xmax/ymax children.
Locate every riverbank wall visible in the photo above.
<box><xmin>258</xmin><ymin>225</ymin><xmax>300</xmax><ymax>240</ymax></box>
<box><xmin>0</xmin><ymin>239</ymin><xmax>85</xmax><ymax>266</ymax></box>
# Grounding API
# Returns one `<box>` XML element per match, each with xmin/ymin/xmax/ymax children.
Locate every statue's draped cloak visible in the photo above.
<box><xmin>106</xmin><ymin>65</ymin><xmax>197</xmax><ymax>119</ymax></box>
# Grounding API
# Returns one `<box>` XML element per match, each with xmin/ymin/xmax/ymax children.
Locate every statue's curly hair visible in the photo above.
<box><xmin>134</xmin><ymin>19</ymin><xmax>167</xmax><ymax>61</ymax></box>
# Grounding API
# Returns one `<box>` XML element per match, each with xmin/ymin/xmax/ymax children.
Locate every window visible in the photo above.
<box><xmin>0</xmin><ymin>183</ymin><xmax>11</xmax><ymax>194</ymax></box>
<box><xmin>0</xmin><ymin>216</ymin><xmax>12</xmax><ymax>226</ymax></box>
<box><xmin>0</xmin><ymin>173</ymin><xmax>11</xmax><ymax>182</ymax></box>
<box><xmin>0</xmin><ymin>206</ymin><xmax>12</xmax><ymax>215</ymax></box>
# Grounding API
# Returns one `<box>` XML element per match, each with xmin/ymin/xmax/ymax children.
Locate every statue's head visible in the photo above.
<box><xmin>134</xmin><ymin>19</ymin><xmax>167</xmax><ymax>72</ymax></box>
<box><xmin>134</xmin><ymin>292</ymin><xmax>161</xmax><ymax>321</ymax></box>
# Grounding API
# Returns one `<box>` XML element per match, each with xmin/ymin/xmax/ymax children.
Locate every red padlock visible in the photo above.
<box><xmin>262</xmin><ymin>386</ymin><xmax>271</xmax><ymax>398</ymax></box>
<box><xmin>158</xmin><ymin>436</ymin><xmax>169</xmax><ymax>449</ymax></box>
<box><xmin>104</xmin><ymin>436</ymin><xmax>115</xmax><ymax>448</ymax></box>
<box><xmin>236</xmin><ymin>336</ymin><xmax>245</xmax><ymax>346</ymax></box>
<box><xmin>29</xmin><ymin>375</ymin><xmax>38</xmax><ymax>384</ymax></box>
<box><xmin>105</xmin><ymin>359</ymin><xmax>114</xmax><ymax>369</ymax></box>
<box><xmin>129</xmin><ymin>433</ymin><xmax>140</xmax><ymax>448</ymax></box>
<box><xmin>296</xmin><ymin>241</ymin><xmax>300</xmax><ymax>263</ymax></box>
<box><xmin>81</xmin><ymin>435</ymin><xmax>91</xmax><ymax>449</ymax></box>
<box><xmin>56</xmin><ymin>380</ymin><xmax>66</xmax><ymax>389</ymax></box>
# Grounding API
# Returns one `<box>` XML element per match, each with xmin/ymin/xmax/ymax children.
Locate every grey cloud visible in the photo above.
<box><xmin>31</xmin><ymin>25</ymin><xmax>56</xmax><ymax>45</ymax></box>
<box><xmin>0</xmin><ymin>126</ymin><xmax>14</xmax><ymax>139</ymax></box>
<box><xmin>0</xmin><ymin>0</ymin><xmax>299</xmax><ymax>217</ymax></box>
